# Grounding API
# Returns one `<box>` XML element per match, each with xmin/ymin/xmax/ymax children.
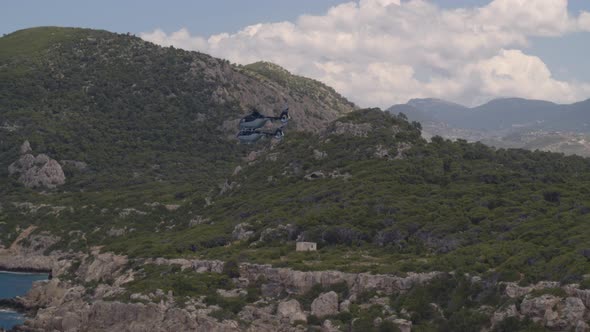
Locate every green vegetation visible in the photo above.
<box><xmin>118</xmin><ymin>263</ymin><xmax>260</xmax><ymax>320</ymax></box>
<box><xmin>97</xmin><ymin>108</ymin><xmax>590</xmax><ymax>284</ymax></box>
<box><xmin>125</xmin><ymin>264</ymin><xmax>233</xmax><ymax>299</ymax></box>
<box><xmin>492</xmin><ymin>317</ymin><xmax>550</xmax><ymax>332</ymax></box>
<box><xmin>392</xmin><ymin>273</ymin><xmax>501</xmax><ymax>330</ymax></box>
<box><xmin>1</xmin><ymin>27</ymin><xmax>589</xmax><ymax>289</ymax></box>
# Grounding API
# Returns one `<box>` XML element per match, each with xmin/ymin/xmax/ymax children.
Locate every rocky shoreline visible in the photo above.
<box><xmin>0</xmin><ymin>298</ymin><xmax>27</xmax><ymax>313</ymax></box>
<box><xmin>1</xmin><ymin>230</ymin><xmax>589</xmax><ymax>331</ymax></box>
<box><xmin>0</xmin><ymin>268</ymin><xmax>51</xmax><ymax>274</ymax></box>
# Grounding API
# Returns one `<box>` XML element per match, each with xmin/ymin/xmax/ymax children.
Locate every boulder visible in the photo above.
<box><xmin>277</xmin><ymin>299</ymin><xmax>307</xmax><ymax>323</ymax></box>
<box><xmin>25</xmin><ymin>159</ymin><xmax>66</xmax><ymax>188</ymax></box>
<box><xmin>8</xmin><ymin>154</ymin><xmax>35</xmax><ymax>175</ymax></box>
<box><xmin>520</xmin><ymin>294</ymin><xmax>562</xmax><ymax>320</ymax></box>
<box><xmin>491</xmin><ymin>304</ymin><xmax>519</xmax><ymax>328</ymax></box>
<box><xmin>304</xmin><ymin>171</ymin><xmax>325</xmax><ymax>180</ymax></box>
<box><xmin>520</xmin><ymin>294</ymin><xmax>588</xmax><ymax>330</ymax></box>
<box><xmin>374</xmin><ymin>145</ymin><xmax>390</xmax><ymax>158</ymax></box>
<box><xmin>339</xmin><ymin>299</ymin><xmax>351</xmax><ymax>313</ymax></box>
<box><xmin>561</xmin><ymin>297</ymin><xmax>587</xmax><ymax>329</ymax></box>
<box><xmin>313</xmin><ymin>150</ymin><xmax>327</xmax><ymax>160</ymax></box>
<box><xmin>8</xmin><ymin>144</ymin><xmax>66</xmax><ymax>189</ymax></box>
<box><xmin>232</xmin><ymin>223</ymin><xmax>255</xmax><ymax>241</ymax></box>
<box><xmin>322</xmin><ymin>319</ymin><xmax>339</xmax><ymax>332</ymax></box>
<box><xmin>20</xmin><ymin>140</ymin><xmax>32</xmax><ymax>154</ymax></box>
<box><xmin>392</xmin><ymin>319</ymin><xmax>412</xmax><ymax>332</ymax></box>
<box><xmin>311</xmin><ymin>291</ymin><xmax>339</xmax><ymax>318</ymax></box>
<box><xmin>35</xmin><ymin>153</ymin><xmax>51</xmax><ymax>165</ymax></box>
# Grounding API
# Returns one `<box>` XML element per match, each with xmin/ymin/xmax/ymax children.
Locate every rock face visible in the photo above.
<box><xmin>20</xmin><ymin>140</ymin><xmax>32</xmax><ymax>154</ymax></box>
<box><xmin>240</xmin><ymin>264</ymin><xmax>440</xmax><ymax>296</ymax></box>
<box><xmin>8</xmin><ymin>141</ymin><xmax>66</xmax><ymax>189</ymax></box>
<box><xmin>27</xmin><ymin>300</ymin><xmax>242</xmax><ymax>332</ymax></box>
<box><xmin>491</xmin><ymin>292</ymin><xmax>590</xmax><ymax>331</ymax></box>
<box><xmin>6</xmin><ymin>226</ymin><xmax>589</xmax><ymax>332</ymax></box>
<box><xmin>0</xmin><ymin>226</ymin><xmax>63</xmax><ymax>272</ymax></box>
<box><xmin>520</xmin><ymin>294</ymin><xmax>590</xmax><ymax>330</ymax></box>
<box><xmin>77</xmin><ymin>249</ymin><xmax>129</xmax><ymax>283</ymax></box>
<box><xmin>311</xmin><ymin>291</ymin><xmax>339</xmax><ymax>318</ymax></box>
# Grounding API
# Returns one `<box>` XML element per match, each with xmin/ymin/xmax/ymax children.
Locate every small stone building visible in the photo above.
<box><xmin>296</xmin><ymin>242</ymin><xmax>317</xmax><ymax>252</ymax></box>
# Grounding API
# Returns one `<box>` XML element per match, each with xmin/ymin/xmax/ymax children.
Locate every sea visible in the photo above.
<box><xmin>0</xmin><ymin>271</ymin><xmax>48</xmax><ymax>330</ymax></box>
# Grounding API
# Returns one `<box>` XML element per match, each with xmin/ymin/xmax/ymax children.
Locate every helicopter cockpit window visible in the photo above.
<box><xmin>243</xmin><ymin>111</ymin><xmax>263</xmax><ymax>122</ymax></box>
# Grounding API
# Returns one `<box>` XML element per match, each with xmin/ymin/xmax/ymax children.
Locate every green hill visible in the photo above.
<box><xmin>103</xmin><ymin>109</ymin><xmax>590</xmax><ymax>285</ymax></box>
<box><xmin>2</xmin><ymin>27</ymin><xmax>590</xmax><ymax>284</ymax></box>
<box><xmin>0</xmin><ymin>27</ymin><xmax>354</xmax><ymax>195</ymax></box>
<box><xmin>0</xmin><ymin>26</ymin><xmax>355</xmax><ymax>248</ymax></box>
<box><xmin>2</xmin><ymin>26</ymin><xmax>590</xmax><ymax>332</ymax></box>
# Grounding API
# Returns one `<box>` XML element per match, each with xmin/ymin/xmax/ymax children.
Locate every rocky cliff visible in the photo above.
<box><xmin>7</xmin><ymin>141</ymin><xmax>65</xmax><ymax>189</ymax></box>
<box><xmin>3</xmin><ymin>241</ymin><xmax>589</xmax><ymax>332</ymax></box>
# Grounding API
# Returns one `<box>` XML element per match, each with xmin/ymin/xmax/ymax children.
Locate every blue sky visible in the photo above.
<box><xmin>3</xmin><ymin>1</ymin><xmax>590</xmax><ymax>36</ymax></box>
<box><xmin>2</xmin><ymin>0</ymin><xmax>590</xmax><ymax>106</ymax></box>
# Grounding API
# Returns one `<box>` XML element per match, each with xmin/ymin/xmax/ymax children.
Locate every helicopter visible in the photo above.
<box><xmin>239</xmin><ymin>106</ymin><xmax>289</xmax><ymax>130</ymax></box>
<box><xmin>237</xmin><ymin>127</ymin><xmax>284</xmax><ymax>144</ymax></box>
<box><xmin>237</xmin><ymin>106</ymin><xmax>290</xmax><ymax>144</ymax></box>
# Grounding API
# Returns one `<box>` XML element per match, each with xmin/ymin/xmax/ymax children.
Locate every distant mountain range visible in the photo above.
<box><xmin>387</xmin><ymin>97</ymin><xmax>590</xmax><ymax>156</ymax></box>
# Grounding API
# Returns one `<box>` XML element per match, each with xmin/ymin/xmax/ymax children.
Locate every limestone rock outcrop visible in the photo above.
<box><xmin>26</xmin><ymin>299</ymin><xmax>242</xmax><ymax>332</ymax></box>
<box><xmin>0</xmin><ymin>226</ymin><xmax>64</xmax><ymax>273</ymax></box>
<box><xmin>232</xmin><ymin>223</ymin><xmax>255</xmax><ymax>241</ymax></box>
<box><xmin>7</xmin><ymin>224</ymin><xmax>589</xmax><ymax>332</ymax></box>
<box><xmin>8</xmin><ymin>141</ymin><xmax>66</xmax><ymax>189</ymax></box>
<box><xmin>311</xmin><ymin>291</ymin><xmax>339</xmax><ymax>318</ymax></box>
<box><xmin>277</xmin><ymin>299</ymin><xmax>307</xmax><ymax>323</ymax></box>
<box><xmin>491</xmin><ymin>293</ymin><xmax>590</xmax><ymax>331</ymax></box>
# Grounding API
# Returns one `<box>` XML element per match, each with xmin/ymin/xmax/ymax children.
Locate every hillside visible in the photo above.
<box><xmin>2</xmin><ymin>27</ymin><xmax>590</xmax><ymax>332</ymax></box>
<box><xmin>0</xmin><ymin>27</ymin><xmax>355</xmax><ymax>207</ymax></box>
<box><xmin>100</xmin><ymin>109</ymin><xmax>590</xmax><ymax>282</ymax></box>
<box><xmin>241</xmin><ymin>61</ymin><xmax>356</xmax><ymax>117</ymax></box>
<box><xmin>4</xmin><ymin>106</ymin><xmax>590</xmax><ymax>331</ymax></box>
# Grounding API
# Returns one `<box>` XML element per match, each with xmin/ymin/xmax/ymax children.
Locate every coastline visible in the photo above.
<box><xmin>0</xmin><ymin>299</ymin><xmax>27</xmax><ymax>313</ymax></box>
<box><xmin>0</xmin><ymin>270</ymin><xmax>48</xmax><ymax>331</ymax></box>
<box><xmin>0</xmin><ymin>269</ymin><xmax>50</xmax><ymax>275</ymax></box>
<box><xmin>1</xmin><ymin>247</ymin><xmax>589</xmax><ymax>331</ymax></box>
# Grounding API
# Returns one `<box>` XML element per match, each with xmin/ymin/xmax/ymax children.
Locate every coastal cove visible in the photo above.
<box><xmin>0</xmin><ymin>271</ymin><xmax>48</xmax><ymax>331</ymax></box>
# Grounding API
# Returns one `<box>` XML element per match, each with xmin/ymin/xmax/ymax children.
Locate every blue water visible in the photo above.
<box><xmin>0</xmin><ymin>309</ymin><xmax>24</xmax><ymax>330</ymax></box>
<box><xmin>0</xmin><ymin>271</ymin><xmax>48</xmax><ymax>330</ymax></box>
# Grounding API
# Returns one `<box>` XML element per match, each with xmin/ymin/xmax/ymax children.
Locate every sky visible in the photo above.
<box><xmin>2</xmin><ymin>0</ymin><xmax>590</xmax><ymax>108</ymax></box>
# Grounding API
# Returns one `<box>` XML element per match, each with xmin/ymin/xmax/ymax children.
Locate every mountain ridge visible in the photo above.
<box><xmin>387</xmin><ymin>96</ymin><xmax>590</xmax><ymax>156</ymax></box>
<box><xmin>389</xmin><ymin>96</ymin><xmax>590</xmax><ymax>131</ymax></box>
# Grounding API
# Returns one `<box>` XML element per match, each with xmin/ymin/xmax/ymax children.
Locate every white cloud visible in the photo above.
<box><xmin>461</xmin><ymin>49</ymin><xmax>585</xmax><ymax>103</ymax></box>
<box><xmin>140</xmin><ymin>0</ymin><xmax>590</xmax><ymax>107</ymax></box>
<box><xmin>141</xmin><ymin>28</ymin><xmax>207</xmax><ymax>50</ymax></box>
